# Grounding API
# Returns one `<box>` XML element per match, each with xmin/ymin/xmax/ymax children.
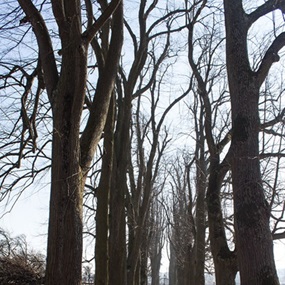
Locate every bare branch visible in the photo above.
<box><xmin>256</xmin><ymin>32</ymin><xmax>285</xmax><ymax>86</ymax></box>
<box><xmin>273</xmin><ymin>231</ymin><xmax>285</xmax><ymax>240</ymax></box>
<box><xmin>17</xmin><ymin>0</ymin><xmax>58</xmax><ymax>99</ymax></box>
<box><xmin>82</xmin><ymin>0</ymin><xmax>122</xmax><ymax>43</ymax></box>
<box><xmin>247</xmin><ymin>0</ymin><xmax>285</xmax><ymax>28</ymax></box>
<box><xmin>260</xmin><ymin>108</ymin><xmax>285</xmax><ymax>129</ymax></box>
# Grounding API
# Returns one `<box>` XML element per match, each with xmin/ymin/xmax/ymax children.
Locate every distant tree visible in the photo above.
<box><xmin>101</xmin><ymin>2</ymin><xmax>189</xmax><ymax>284</ymax></box>
<box><xmin>82</xmin><ymin>265</ymin><xmax>92</xmax><ymax>283</ymax></box>
<box><xmin>148</xmin><ymin>196</ymin><xmax>166</xmax><ymax>285</ymax></box>
<box><xmin>186</xmin><ymin>1</ymin><xmax>238</xmax><ymax>283</ymax></box>
<box><xmin>168</xmin><ymin>159</ymin><xmax>194</xmax><ymax>285</ymax></box>
<box><xmin>0</xmin><ymin>229</ymin><xmax>45</xmax><ymax>285</ymax></box>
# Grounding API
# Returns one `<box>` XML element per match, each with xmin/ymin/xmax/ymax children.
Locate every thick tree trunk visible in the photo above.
<box><xmin>45</xmin><ymin>26</ymin><xmax>88</xmax><ymax>284</ymax></box>
<box><xmin>231</xmin><ymin>91</ymin><xmax>278</xmax><ymax>284</ymax></box>
<box><xmin>176</xmin><ymin>259</ymin><xmax>191</xmax><ymax>285</ymax></box>
<box><xmin>231</xmin><ymin>93</ymin><xmax>278</xmax><ymax>284</ymax></box>
<box><xmin>17</xmin><ymin>1</ymin><xmax>123</xmax><ymax>285</ymax></box>
<box><xmin>224</xmin><ymin>1</ymin><xmax>279</xmax><ymax>284</ymax></box>
<box><xmin>46</xmin><ymin>127</ymin><xmax>85</xmax><ymax>285</ymax></box>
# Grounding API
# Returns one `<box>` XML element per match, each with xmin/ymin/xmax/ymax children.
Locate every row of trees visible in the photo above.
<box><xmin>0</xmin><ymin>0</ymin><xmax>285</xmax><ymax>285</ymax></box>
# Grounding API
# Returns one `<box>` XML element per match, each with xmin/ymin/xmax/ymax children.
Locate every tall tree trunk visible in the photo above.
<box><xmin>109</xmin><ymin>175</ymin><xmax>127</xmax><ymax>285</ymax></box>
<box><xmin>46</xmin><ymin>124</ymin><xmax>85</xmax><ymax>285</ymax></box>
<box><xmin>139</xmin><ymin>225</ymin><xmax>150</xmax><ymax>285</ymax></box>
<box><xmin>140</xmin><ymin>247</ymin><xmax>148</xmax><ymax>285</ymax></box>
<box><xmin>150</xmin><ymin>247</ymin><xmax>162</xmax><ymax>285</ymax></box>
<box><xmin>224</xmin><ymin>1</ymin><xmax>279</xmax><ymax>284</ymax></box>
<box><xmin>13</xmin><ymin>1</ymin><xmax>123</xmax><ymax>284</ymax></box>
<box><xmin>193</xmin><ymin>136</ymin><xmax>207</xmax><ymax>285</ymax></box>
<box><xmin>95</xmin><ymin>95</ymin><xmax>115</xmax><ymax>285</ymax></box>
<box><xmin>126</xmin><ymin>122</ymin><xmax>160</xmax><ymax>285</ymax></box>
<box><xmin>45</xmin><ymin>27</ymin><xmax>88</xmax><ymax>285</ymax></box>
<box><xmin>207</xmin><ymin>157</ymin><xmax>237</xmax><ymax>285</ymax></box>
<box><xmin>109</xmin><ymin>89</ymin><xmax>132</xmax><ymax>285</ymax></box>
<box><xmin>127</xmin><ymin>176</ymin><xmax>161</xmax><ymax>285</ymax></box>
<box><xmin>169</xmin><ymin>242</ymin><xmax>177</xmax><ymax>285</ymax></box>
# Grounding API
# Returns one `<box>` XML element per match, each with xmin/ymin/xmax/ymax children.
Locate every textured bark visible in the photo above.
<box><xmin>176</xmin><ymin>257</ymin><xmax>191</xmax><ymax>285</ymax></box>
<box><xmin>17</xmin><ymin>1</ymin><xmax>123</xmax><ymax>284</ymax></box>
<box><xmin>193</xmin><ymin>188</ymin><xmax>206</xmax><ymax>285</ymax></box>
<box><xmin>149</xmin><ymin>218</ymin><xmax>163</xmax><ymax>285</ymax></box>
<box><xmin>109</xmin><ymin>175</ymin><xmax>127</xmax><ymax>285</ymax></box>
<box><xmin>170</xmin><ymin>197</ymin><xmax>193</xmax><ymax>285</ymax></box>
<box><xmin>127</xmin><ymin>180</ymin><xmax>154</xmax><ymax>285</ymax></box>
<box><xmin>224</xmin><ymin>1</ymin><xmax>281</xmax><ymax>284</ymax></box>
<box><xmin>45</xmin><ymin>9</ymin><xmax>88</xmax><ymax>283</ymax></box>
<box><xmin>140</xmin><ymin>246</ymin><xmax>148</xmax><ymax>285</ymax></box>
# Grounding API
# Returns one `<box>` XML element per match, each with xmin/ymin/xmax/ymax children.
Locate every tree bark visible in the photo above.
<box><xmin>150</xmin><ymin>232</ymin><xmax>162</xmax><ymax>285</ymax></box>
<box><xmin>193</xmin><ymin>134</ymin><xmax>207</xmax><ymax>285</ymax></box>
<box><xmin>224</xmin><ymin>1</ymin><xmax>280</xmax><ymax>284</ymax></box>
<box><xmin>45</xmin><ymin>10</ymin><xmax>87</xmax><ymax>283</ymax></box>
<box><xmin>169</xmin><ymin>242</ymin><xmax>177</xmax><ymax>285</ymax></box>
<box><xmin>140</xmin><ymin>244</ymin><xmax>148</xmax><ymax>285</ymax></box>
<box><xmin>95</xmin><ymin>95</ymin><xmax>115</xmax><ymax>285</ymax></box>
<box><xmin>207</xmin><ymin>157</ymin><xmax>237</xmax><ymax>285</ymax></box>
<box><xmin>108</xmin><ymin>83</ymin><xmax>131</xmax><ymax>285</ymax></box>
<box><xmin>17</xmin><ymin>1</ymin><xmax>123</xmax><ymax>284</ymax></box>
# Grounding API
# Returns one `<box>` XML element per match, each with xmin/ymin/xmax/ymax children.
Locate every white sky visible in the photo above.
<box><xmin>1</xmin><ymin>185</ymin><xmax>284</xmax><ymax>275</ymax></box>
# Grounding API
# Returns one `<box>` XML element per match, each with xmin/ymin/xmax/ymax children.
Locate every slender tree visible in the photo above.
<box><xmin>186</xmin><ymin>1</ymin><xmax>237</xmax><ymax>283</ymax></box>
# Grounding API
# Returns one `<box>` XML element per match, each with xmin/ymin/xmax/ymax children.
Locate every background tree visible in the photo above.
<box><xmin>186</xmin><ymin>1</ymin><xmax>238</xmax><ymax>283</ymax></box>
<box><xmin>148</xmin><ymin>196</ymin><xmax>166</xmax><ymax>285</ymax></box>
<box><xmin>168</xmin><ymin>157</ymin><xmax>195</xmax><ymax>285</ymax></box>
<box><xmin>0</xmin><ymin>229</ymin><xmax>45</xmax><ymax>285</ymax></box>
<box><xmin>106</xmin><ymin>2</ymin><xmax>189</xmax><ymax>284</ymax></box>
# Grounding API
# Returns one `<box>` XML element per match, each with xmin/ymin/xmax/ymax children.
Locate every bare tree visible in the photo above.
<box><xmin>107</xmin><ymin>2</ymin><xmax>189</xmax><ymax>284</ymax></box>
<box><xmin>0</xmin><ymin>1</ymin><xmax>123</xmax><ymax>284</ymax></box>
<box><xmin>0</xmin><ymin>229</ymin><xmax>45</xmax><ymax>285</ymax></box>
<box><xmin>185</xmin><ymin>1</ymin><xmax>238</xmax><ymax>283</ymax></box>
<box><xmin>224</xmin><ymin>1</ymin><xmax>285</xmax><ymax>283</ymax></box>
<box><xmin>148</xmin><ymin>197</ymin><xmax>165</xmax><ymax>285</ymax></box>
